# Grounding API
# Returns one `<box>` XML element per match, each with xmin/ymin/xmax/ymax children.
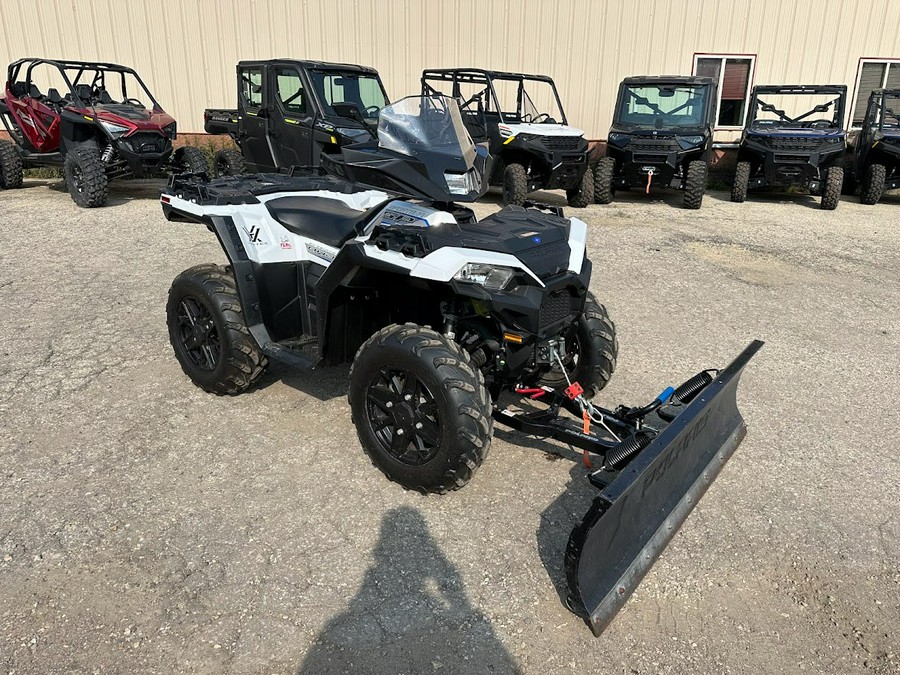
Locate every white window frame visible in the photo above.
<box><xmin>692</xmin><ymin>53</ymin><xmax>757</xmax><ymax>131</ymax></box>
<box><xmin>849</xmin><ymin>58</ymin><xmax>900</xmax><ymax>129</ymax></box>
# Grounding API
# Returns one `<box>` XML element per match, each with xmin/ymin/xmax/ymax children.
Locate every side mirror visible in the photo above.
<box><xmin>333</xmin><ymin>102</ymin><xmax>366</xmax><ymax>125</ymax></box>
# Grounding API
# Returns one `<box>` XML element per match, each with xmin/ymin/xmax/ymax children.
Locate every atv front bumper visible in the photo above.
<box><xmin>742</xmin><ymin>138</ymin><xmax>845</xmax><ymax>190</ymax></box>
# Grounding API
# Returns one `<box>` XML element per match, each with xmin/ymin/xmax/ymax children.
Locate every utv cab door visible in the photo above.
<box><xmin>268</xmin><ymin>66</ymin><xmax>315</xmax><ymax>169</ymax></box>
<box><xmin>238</xmin><ymin>65</ymin><xmax>276</xmax><ymax>172</ymax></box>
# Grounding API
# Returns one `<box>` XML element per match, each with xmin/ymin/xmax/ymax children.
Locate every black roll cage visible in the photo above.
<box><xmin>747</xmin><ymin>84</ymin><xmax>847</xmax><ymax>129</ymax></box>
<box><xmin>867</xmin><ymin>89</ymin><xmax>900</xmax><ymax>130</ymax></box>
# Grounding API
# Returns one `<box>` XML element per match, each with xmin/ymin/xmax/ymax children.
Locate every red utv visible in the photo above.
<box><xmin>0</xmin><ymin>58</ymin><xmax>207</xmax><ymax>207</ymax></box>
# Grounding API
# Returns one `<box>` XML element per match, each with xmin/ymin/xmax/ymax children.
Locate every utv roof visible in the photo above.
<box><xmin>8</xmin><ymin>58</ymin><xmax>139</xmax><ymax>79</ymax></box>
<box><xmin>620</xmin><ymin>75</ymin><xmax>715</xmax><ymax>86</ymax></box>
<box><xmin>237</xmin><ymin>59</ymin><xmax>379</xmax><ymax>75</ymax></box>
<box><xmin>423</xmin><ymin>68</ymin><xmax>557</xmax><ymax>84</ymax></box>
<box><xmin>752</xmin><ymin>84</ymin><xmax>847</xmax><ymax>94</ymax></box>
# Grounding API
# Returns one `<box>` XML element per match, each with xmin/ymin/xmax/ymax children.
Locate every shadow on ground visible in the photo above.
<box><xmin>297</xmin><ymin>506</ymin><xmax>522</xmax><ymax>675</ymax></box>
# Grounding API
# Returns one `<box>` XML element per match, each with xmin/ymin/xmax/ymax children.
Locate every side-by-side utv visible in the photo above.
<box><xmin>594</xmin><ymin>76</ymin><xmax>717</xmax><ymax>209</ymax></box>
<box><xmin>161</xmin><ymin>94</ymin><xmax>762</xmax><ymax>636</ymax></box>
<box><xmin>731</xmin><ymin>84</ymin><xmax>847</xmax><ymax>210</ymax></box>
<box><xmin>421</xmin><ymin>68</ymin><xmax>593</xmax><ymax>207</ymax></box>
<box><xmin>849</xmin><ymin>88</ymin><xmax>900</xmax><ymax>205</ymax></box>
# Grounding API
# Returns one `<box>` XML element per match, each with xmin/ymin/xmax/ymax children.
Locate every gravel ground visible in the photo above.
<box><xmin>0</xmin><ymin>179</ymin><xmax>898</xmax><ymax>675</ymax></box>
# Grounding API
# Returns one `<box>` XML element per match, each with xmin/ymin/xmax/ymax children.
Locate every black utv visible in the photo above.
<box><xmin>594</xmin><ymin>76</ymin><xmax>716</xmax><ymax>209</ymax></box>
<box><xmin>731</xmin><ymin>84</ymin><xmax>847</xmax><ymax>210</ymax></box>
<box><xmin>203</xmin><ymin>59</ymin><xmax>389</xmax><ymax>177</ymax></box>
<box><xmin>849</xmin><ymin>88</ymin><xmax>900</xmax><ymax>205</ymax></box>
<box><xmin>421</xmin><ymin>68</ymin><xmax>593</xmax><ymax>207</ymax></box>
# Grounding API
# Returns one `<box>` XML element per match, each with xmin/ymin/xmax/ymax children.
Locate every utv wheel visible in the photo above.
<box><xmin>0</xmin><ymin>140</ymin><xmax>24</xmax><ymax>189</ymax></box>
<box><xmin>64</xmin><ymin>148</ymin><xmax>108</xmax><ymax>208</ymax></box>
<box><xmin>821</xmin><ymin>166</ymin><xmax>842</xmax><ymax>210</ymax></box>
<box><xmin>593</xmin><ymin>157</ymin><xmax>616</xmax><ymax>204</ymax></box>
<box><xmin>349</xmin><ymin>324</ymin><xmax>493</xmax><ymax>494</ymax></box>
<box><xmin>167</xmin><ymin>264</ymin><xmax>268</xmax><ymax>395</ymax></box>
<box><xmin>173</xmin><ymin>146</ymin><xmax>210</xmax><ymax>175</ymax></box>
<box><xmin>682</xmin><ymin>160</ymin><xmax>708</xmax><ymax>209</ymax></box>
<box><xmin>536</xmin><ymin>292</ymin><xmax>618</xmax><ymax>397</ymax></box>
<box><xmin>213</xmin><ymin>148</ymin><xmax>246</xmax><ymax>177</ymax></box>
<box><xmin>859</xmin><ymin>163</ymin><xmax>886</xmax><ymax>205</ymax></box>
<box><xmin>566</xmin><ymin>169</ymin><xmax>594</xmax><ymax>208</ymax></box>
<box><xmin>502</xmin><ymin>163</ymin><xmax>528</xmax><ymax>206</ymax></box>
<box><xmin>731</xmin><ymin>161</ymin><xmax>751</xmax><ymax>203</ymax></box>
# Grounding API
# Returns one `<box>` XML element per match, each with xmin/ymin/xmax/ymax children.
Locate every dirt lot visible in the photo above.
<box><xmin>1</xmin><ymin>180</ymin><xmax>898</xmax><ymax>674</ymax></box>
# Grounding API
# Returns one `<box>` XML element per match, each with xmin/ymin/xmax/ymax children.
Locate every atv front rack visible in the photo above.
<box><xmin>494</xmin><ymin>340</ymin><xmax>763</xmax><ymax>635</ymax></box>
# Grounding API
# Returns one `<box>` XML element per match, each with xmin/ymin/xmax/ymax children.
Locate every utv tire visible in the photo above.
<box><xmin>64</xmin><ymin>148</ymin><xmax>108</xmax><ymax>208</ymax></box>
<box><xmin>0</xmin><ymin>140</ymin><xmax>24</xmax><ymax>189</ymax></box>
<box><xmin>682</xmin><ymin>160</ymin><xmax>707</xmax><ymax>209</ymax></box>
<box><xmin>173</xmin><ymin>146</ymin><xmax>210</xmax><ymax>175</ymax></box>
<box><xmin>502</xmin><ymin>163</ymin><xmax>528</xmax><ymax>206</ymax></box>
<box><xmin>349</xmin><ymin>324</ymin><xmax>493</xmax><ymax>494</ymax></box>
<box><xmin>213</xmin><ymin>148</ymin><xmax>246</xmax><ymax>177</ymax></box>
<box><xmin>536</xmin><ymin>292</ymin><xmax>618</xmax><ymax>397</ymax></box>
<box><xmin>859</xmin><ymin>163</ymin><xmax>886</xmax><ymax>205</ymax></box>
<box><xmin>821</xmin><ymin>166</ymin><xmax>842</xmax><ymax>210</ymax></box>
<box><xmin>167</xmin><ymin>264</ymin><xmax>268</xmax><ymax>395</ymax></box>
<box><xmin>731</xmin><ymin>161</ymin><xmax>750</xmax><ymax>203</ymax></box>
<box><xmin>566</xmin><ymin>169</ymin><xmax>594</xmax><ymax>208</ymax></box>
<box><xmin>593</xmin><ymin>157</ymin><xmax>616</xmax><ymax>204</ymax></box>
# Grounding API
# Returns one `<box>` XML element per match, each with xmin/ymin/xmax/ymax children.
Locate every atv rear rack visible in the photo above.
<box><xmin>494</xmin><ymin>340</ymin><xmax>763</xmax><ymax>635</ymax></box>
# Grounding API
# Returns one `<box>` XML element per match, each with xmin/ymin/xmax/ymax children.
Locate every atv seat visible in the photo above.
<box><xmin>265</xmin><ymin>195</ymin><xmax>375</xmax><ymax>248</ymax></box>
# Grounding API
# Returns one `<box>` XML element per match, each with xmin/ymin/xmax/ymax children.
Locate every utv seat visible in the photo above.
<box><xmin>264</xmin><ymin>195</ymin><xmax>376</xmax><ymax>248</ymax></box>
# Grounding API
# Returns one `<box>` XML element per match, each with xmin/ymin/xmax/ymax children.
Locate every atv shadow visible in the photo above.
<box><xmin>47</xmin><ymin>177</ymin><xmax>167</xmax><ymax>207</ymax></box>
<box><xmin>296</xmin><ymin>505</ymin><xmax>522</xmax><ymax>675</ymax></box>
<box><xmin>265</xmin><ymin>362</ymin><xmax>350</xmax><ymax>401</ymax></box>
<box><xmin>703</xmin><ymin>188</ymin><xmax>845</xmax><ymax>210</ymax></box>
<box><xmin>477</xmin><ymin>187</ymin><xmax>569</xmax><ymax>209</ymax></box>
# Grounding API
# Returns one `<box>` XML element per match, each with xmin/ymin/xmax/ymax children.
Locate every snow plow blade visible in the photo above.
<box><xmin>564</xmin><ymin>340</ymin><xmax>763</xmax><ymax>636</ymax></box>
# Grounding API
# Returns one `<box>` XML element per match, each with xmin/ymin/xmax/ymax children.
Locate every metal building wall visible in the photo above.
<box><xmin>1</xmin><ymin>0</ymin><xmax>898</xmax><ymax>139</ymax></box>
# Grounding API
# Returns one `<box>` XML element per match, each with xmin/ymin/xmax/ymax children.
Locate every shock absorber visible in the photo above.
<box><xmin>101</xmin><ymin>143</ymin><xmax>116</xmax><ymax>164</ymax></box>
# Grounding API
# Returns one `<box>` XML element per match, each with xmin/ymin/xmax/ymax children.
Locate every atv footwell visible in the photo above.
<box><xmin>494</xmin><ymin>340</ymin><xmax>763</xmax><ymax>635</ymax></box>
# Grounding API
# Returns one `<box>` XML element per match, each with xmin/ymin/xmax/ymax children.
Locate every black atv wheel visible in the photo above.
<box><xmin>682</xmin><ymin>160</ymin><xmax>708</xmax><ymax>209</ymax></box>
<box><xmin>821</xmin><ymin>166</ymin><xmax>842</xmax><ymax>210</ymax></box>
<box><xmin>173</xmin><ymin>146</ymin><xmax>210</xmax><ymax>175</ymax></box>
<box><xmin>566</xmin><ymin>168</ymin><xmax>594</xmax><ymax>208</ymax></box>
<box><xmin>502</xmin><ymin>163</ymin><xmax>528</xmax><ymax>206</ymax></box>
<box><xmin>213</xmin><ymin>148</ymin><xmax>246</xmax><ymax>177</ymax></box>
<box><xmin>349</xmin><ymin>324</ymin><xmax>493</xmax><ymax>494</ymax></box>
<box><xmin>0</xmin><ymin>140</ymin><xmax>24</xmax><ymax>189</ymax></box>
<box><xmin>731</xmin><ymin>161</ymin><xmax>751</xmax><ymax>203</ymax></box>
<box><xmin>167</xmin><ymin>264</ymin><xmax>268</xmax><ymax>395</ymax></box>
<box><xmin>64</xmin><ymin>148</ymin><xmax>108</xmax><ymax>208</ymax></box>
<box><xmin>593</xmin><ymin>157</ymin><xmax>616</xmax><ymax>204</ymax></box>
<box><xmin>536</xmin><ymin>292</ymin><xmax>618</xmax><ymax>397</ymax></box>
<box><xmin>859</xmin><ymin>163</ymin><xmax>886</xmax><ymax>205</ymax></box>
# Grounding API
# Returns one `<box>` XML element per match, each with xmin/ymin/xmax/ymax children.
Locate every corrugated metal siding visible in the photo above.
<box><xmin>1</xmin><ymin>0</ymin><xmax>898</xmax><ymax>138</ymax></box>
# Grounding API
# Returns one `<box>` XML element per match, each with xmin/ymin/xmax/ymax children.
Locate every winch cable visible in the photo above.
<box><xmin>645</xmin><ymin>169</ymin><xmax>654</xmax><ymax>194</ymax></box>
<box><xmin>552</xmin><ymin>349</ymin><xmax>621</xmax><ymax>443</ymax></box>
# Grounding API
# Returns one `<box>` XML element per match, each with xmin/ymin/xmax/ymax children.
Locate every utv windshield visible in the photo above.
<box><xmin>750</xmin><ymin>92</ymin><xmax>844</xmax><ymax>130</ymax></box>
<box><xmin>616</xmin><ymin>84</ymin><xmax>709</xmax><ymax>128</ymax></box>
<box><xmin>378</xmin><ymin>96</ymin><xmax>475</xmax><ymax>160</ymax></box>
<box><xmin>309</xmin><ymin>70</ymin><xmax>388</xmax><ymax>123</ymax></box>
<box><xmin>490</xmin><ymin>76</ymin><xmax>567</xmax><ymax>124</ymax></box>
<box><xmin>877</xmin><ymin>94</ymin><xmax>900</xmax><ymax>129</ymax></box>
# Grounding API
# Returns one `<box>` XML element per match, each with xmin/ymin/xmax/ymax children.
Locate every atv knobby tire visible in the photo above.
<box><xmin>502</xmin><ymin>163</ymin><xmax>528</xmax><ymax>206</ymax></box>
<box><xmin>821</xmin><ymin>166</ymin><xmax>842</xmax><ymax>210</ymax></box>
<box><xmin>593</xmin><ymin>157</ymin><xmax>616</xmax><ymax>204</ymax></box>
<box><xmin>566</xmin><ymin>168</ymin><xmax>594</xmax><ymax>208</ymax></box>
<box><xmin>731</xmin><ymin>161</ymin><xmax>751</xmax><ymax>203</ymax></box>
<box><xmin>214</xmin><ymin>148</ymin><xmax>246</xmax><ymax>177</ymax></box>
<box><xmin>536</xmin><ymin>292</ymin><xmax>618</xmax><ymax>397</ymax></box>
<box><xmin>167</xmin><ymin>264</ymin><xmax>268</xmax><ymax>395</ymax></box>
<box><xmin>349</xmin><ymin>324</ymin><xmax>493</xmax><ymax>494</ymax></box>
<box><xmin>64</xmin><ymin>148</ymin><xmax>108</xmax><ymax>208</ymax></box>
<box><xmin>682</xmin><ymin>159</ymin><xmax>707</xmax><ymax>209</ymax></box>
<box><xmin>173</xmin><ymin>146</ymin><xmax>210</xmax><ymax>175</ymax></box>
<box><xmin>859</xmin><ymin>163</ymin><xmax>886</xmax><ymax>205</ymax></box>
<box><xmin>0</xmin><ymin>140</ymin><xmax>24</xmax><ymax>189</ymax></box>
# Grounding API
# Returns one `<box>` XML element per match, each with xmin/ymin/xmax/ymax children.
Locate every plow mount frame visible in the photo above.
<box><xmin>493</xmin><ymin>340</ymin><xmax>764</xmax><ymax>636</ymax></box>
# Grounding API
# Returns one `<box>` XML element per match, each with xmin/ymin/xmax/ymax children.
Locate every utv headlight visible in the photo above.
<box><xmin>453</xmin><ymin>263</ymin><xmax>516</xmax><ymax>291</ymax></box>
<box><xmin>444</xmin><ymin>169</ymin><xmax>479</xmax><ymax>195</ymax></box>
<box><xmin>677</xmin><ymin>135</ymin><xmax>705</xmax><ymax>149</ymax></box>
<box><xmin>99</xmin><ymin>120</ymin><xmax>131</xmax><ymax>138</ymax></box>
<box><xmin>163</xmin><ymin>122</ymin><xmax>177</xmax><ymax>139</ymax></box>
<box><xmin>607</xmin><ymin>132</ymin><xmax>631</xmax><ymax>147</ymax></box>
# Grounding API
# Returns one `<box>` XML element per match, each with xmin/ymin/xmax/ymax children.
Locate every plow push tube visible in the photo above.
<box><xmin>565</xmin><ymin>340</ymin><xmax>763</xmax><ymax>636</ymax></box>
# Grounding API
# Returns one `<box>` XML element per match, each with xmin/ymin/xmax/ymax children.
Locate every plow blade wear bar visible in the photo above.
<box><xmin>565</xmin><ymin>340</ymin><xmax>763</xmax><ymax>636</ymax></box>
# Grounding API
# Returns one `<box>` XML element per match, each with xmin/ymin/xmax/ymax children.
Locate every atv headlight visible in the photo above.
<box><xmin>607</xmin><ymin>132</ymin><xmax>631</xmax><ymax>147</ymax></box>
<box><xmin>444</xmin><ymin>169</ymin><xmax>479</xmax><ymax>195</ymax></box>
<box><xmin>677</xmin><ymin>135</ymin><xmax>705</xmax><ymax>149</ymax></box>
<box><xmin>99</xmin><ymin>120</ymin><xmax>131</xmax><ymax>138</ymax></box>
<box><xmin>453</xmin><ymin>263</ymin><xmax>516</xmax><ymax>291</ymax></box>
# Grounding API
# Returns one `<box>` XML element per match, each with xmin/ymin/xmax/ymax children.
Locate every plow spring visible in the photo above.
<box><xmin>494</xmin><ymin>340</ymin><xmax>764</xmax><ymax>635</ymax></box>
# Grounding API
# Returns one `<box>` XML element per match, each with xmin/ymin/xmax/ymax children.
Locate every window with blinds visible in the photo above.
<box><xmin>852</xmin><ymin>60</ymin><xmax>900</xmax><ymax>127</ymax></box>
<box><xmin>694</xmin><ymin>55</ymin><xmax>755</xmax><ymax>128</ymax></box>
